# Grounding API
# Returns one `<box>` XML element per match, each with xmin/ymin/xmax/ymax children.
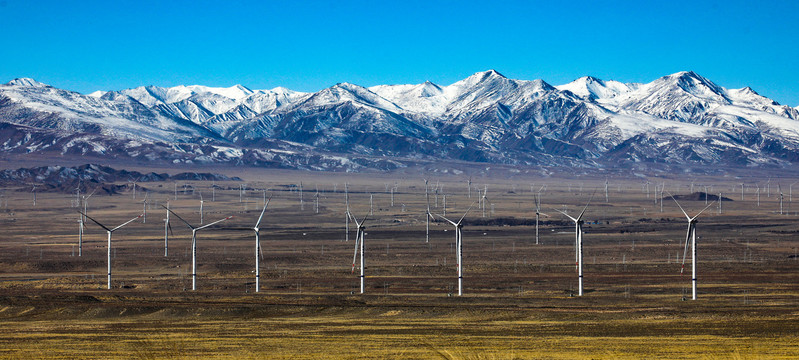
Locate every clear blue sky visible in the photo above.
<box><xmin>1</xmin><ymin>0</ymin><xmax>798</xmax><ymax>106</ymax></box>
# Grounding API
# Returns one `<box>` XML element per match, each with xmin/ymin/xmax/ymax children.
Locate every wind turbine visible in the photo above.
<box><xmin>74</xmin><ymin>186</ymin><xmax>81</xmax><ymax>208</ymax></box>
<box><xmin>299</xmin><ymin>182</ymin><xmax>304</xmax><ymax>210</ymax></box>
<box><xmin>778</xmin><ymin>184</ymin><xmax>784</xmax><ymax>215</ymax></box>
<box><xmin>481</xmin><ymin>185</ymin><xmax>489</xmax><ymax>218</ymax></box>
<box><xmin>424</xmin><ymin>179</ymin><xmax>431</xmax><ymax>243</ymax></box>
<box><xmin>554</xmin><ymin>192</ymin><xmax>594</xmax><ymax>296</ymax></box>
<box><xmin>670</xmin><ymin>194</ymin><xmax>715</xmax><ymax>300</ymax></box>
<box><xmin>161</xmin><ymin>205</ymin><xmax>233</xmax><ymax>290</ymax></box>
<box><xmin>756</xmin><ymin>186</ymin><xmax>761</xmax><ymax>206</ymax></box>
<box><xmin>77</xmin><ymin>189</ymin><xmax>97</xmax><ymax>257</ymax></box>
<box><xmin>344</xmin><ymin>183</ymin><xmax>350</xmax><ymax>242</ymax></box>
<box><xmin>467</xmin><ymin>177</ymin><xmax>472</xmax><ymax>198</ymax></box>
<box><xmin>30</xmin><ymin>184</ymin><xmax>37</xmax><ymax>206</ymax></box>
<box><xmin>163</xmin><ymin>201</ymin><xmax>173</xmax><ymax>256</ymax></box>
<box><xmin>534</xmin><ymin>186</ymin><xmax>548</xmax><ymax>245</ymax></box>
<box><xmin>349</xmin><ymin>212</ymin><xmax>369</xmax><ymax>294</ymax></box>
<box><xmin>128</xmin><ymin>176</ymin><xmax>140</xmax><ymax>199</ymax></box>
<box><xmin>433</xmin><ymin>202</ymin><xmax>475</xmax><ymax>296</ymax></box>
<box><xmin>766</xmin><ymin>178</ymin><xmax>771</xmax><ymax>198</ymax></box>
<box><xmin>227</xmin><ymin>197</ymin><xmax>271</xmax><ymax>292</ymax></box>
<box><xmin>141</xmin><ymin>193</ymin><xmax>148</xmax><ymax>224</ymax></box>
<box><xmin>314</xmin><ymin>186</ymin><xmax>320</xmax><ymax>214</ymax></box>
<box><xmin>199</xmin><ymin>192</ymin><xmax>204</xmax><ymax>225</ymax></box>
<box><xmin>79</xmin><ymin>211</ymin><xmax>142</xmax><ymax>289</ymax></box>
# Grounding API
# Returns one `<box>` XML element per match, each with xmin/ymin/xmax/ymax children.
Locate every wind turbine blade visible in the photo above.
<box><xmin>111</xmin><ymin>214</ymin><xmax>144</xmax><ymax>232</ymax></box>
<box><xmin>78</xmin><ymin>211</ymin><xmax>111</xmax><ymax>232</ymax></box>
<box><xmin>553</xmin><ymin>208</ymin><xmax>577</xmax><ymax>223</ymax></box>
<box><xmin>457</xmin><ymin>201</ymin><xmax>477</xmax><ymax>225</ymax></box>
<box><xmin>668</xmin><ymin>192</ymin><xmax>690</xmax><ymax>220</ymax></box>
<box><xmin>161</xmin><ymin>205</ymin><xmax>194</xmax><ymax>230</ymax></box>
<box><xmin>424</xmin><ymin>179</ymin><xmax>431</xmax><ymax>211</ymax></box>
<box><xmin>351</xmin><ymin>229</ymin><xmax>361</xmax><ymax>273</ymax></box>
<box><xmin>693</xmin><ymin>200</ymin><xmax>716</xmax><ymax>219</ymax></box>
<box><xmin>168</xmin><ymin>221</ymin><xmax>174</xmax><ymax>236</ymax></box>
<box><xmin>350</xmin><ymin>213</ymin><xmax>362</xmax><ymax>228</ymax></box>
<box><xmin>195</xmin><ymin>216</ymin><xmax>233</xmax><ymax>231</ymax></box>
<box><xmin>255</xmin><ymin>196</ymin><xmax>272</xmax><ymax>228</ymax></box>
<box><xmin>258</xmin><ymin>232</ymin><xmax>264</xmax><ymax>260</ymax></box>
<box><xmin>433</xmin><ymin>212</ymin><xmax>457</xmax><ymax>226</ymax></box>
<box><xmin>85</xmin><ymin>189</ymin><xmax>97</xmax><ymax>200</ymax></box>
<box><xmin>360</xmin><ymin>213</ymin><xmax>369</xmax><ymax>225</ymax></box>
<box><xmin>576</xmin><ymin>191</ymin><xmax>596</xmax><ymax>220</ymax></box>
<box><xmin>681</xmin><ymin>225</ymin><xmax>691</xmax><ymax>275</ymax></box>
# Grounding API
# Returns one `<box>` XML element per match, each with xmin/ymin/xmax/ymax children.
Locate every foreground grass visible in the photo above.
<box><xmin>0</xmin><ymin>293</ymin><xmax>797</xmax><ymax>359</ymax></box>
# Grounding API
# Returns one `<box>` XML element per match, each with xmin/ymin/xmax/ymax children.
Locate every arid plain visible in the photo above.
<box><xmin>1</xmin><ymin>167</ymin><xmax>798</xmax><ymax>359</ymax></box>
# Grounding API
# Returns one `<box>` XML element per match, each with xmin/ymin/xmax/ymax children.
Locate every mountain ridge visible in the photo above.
<box><xmin>2</xmin><ymin>71</ymin><xmax>799</xmax><ymax>173</ymax></box>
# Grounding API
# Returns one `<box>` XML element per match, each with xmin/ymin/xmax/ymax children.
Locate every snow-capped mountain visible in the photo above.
<box><xmin>2</xmin><ymin>71</ymin><xmax>799</xmax><ymax>173</ymax></box>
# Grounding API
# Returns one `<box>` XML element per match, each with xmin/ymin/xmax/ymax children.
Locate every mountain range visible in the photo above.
<box><xmin>1</xmin><ymin>70</ymin><xmax>798</xmax><ymax>173</ymax></box>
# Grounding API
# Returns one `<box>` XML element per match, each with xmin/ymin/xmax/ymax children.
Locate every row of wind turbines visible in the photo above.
<box><xmin>49</xmin><ymin>177</ymin><xmax>794</xmax><ymax>300</ymax></box>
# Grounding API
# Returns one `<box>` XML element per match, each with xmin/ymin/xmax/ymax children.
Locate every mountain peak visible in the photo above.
<box><xmin>474</xmin><ymin>69</ymin><xmax>506</xmax><ymax>80</ymax></box>
<box><xmin>6</xmin><ymin>78</ymin><xmax>49</xmax><ymax>87</ymax></box>
<box><xmin>663</xmin><ymin>71</ymin><xmax>727</xmax><ymax>100</ymax></box>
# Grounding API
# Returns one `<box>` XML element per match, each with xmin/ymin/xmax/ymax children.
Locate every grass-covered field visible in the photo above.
<box><xmin>1</xmin><ymin>169</ymin><xmax>798</xmax><ymax>358</ymax></box>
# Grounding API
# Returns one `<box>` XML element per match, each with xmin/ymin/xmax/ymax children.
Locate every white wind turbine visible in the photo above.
<box><xmin>778</xmin><ymin>184</ymin><xmax>784</xmax><ymax>215</ymax></box>
<box><xmin>344</xmin><ymin>183</ymin><xmax>350</xmax><ymax>242</ymax></box>
<box><xmin>741</xmin><ymin>183</ymin><xmax>745</xmax><ymax>201</ymax></box>
<box><xmin>77</xmin><ymin>189</ymin><xmax>97</xmax><ymax>257</ymax></box>
<box><xmin>756</xmin><ymin>185</ymin><xmax>761</xmax><ymax>206</ymax></box>
<box><xmin>481</xmin><ymin>185</ymin><xmax>489</xmax><ymax>218</ymax></box>
<box><xmin>128</xmin><ymin>176</ymin><xmax>140</xmax><ymax>199</ymax></box>
<box><xmin>534</xmin><ymin>186</ymin><xmax>548</xmax><ymax>245</ymax></box>
<box><xmin>73</xmin><ymin>186</ymin><xmax>81</xmax><ymax>208</ymax></box>
<box><xmin>199</xmin><ymin>192</ymin><xmax>204</xmax><ymax>225</ymax></box>
<box><xmin>30</xmin><ymin>184</ymin><xmax>37</xmax><ymax>206</ymax></box>
<box><xmin>670</xmin><ymin>193</ymin><xmax>715</xmax><ymax>300</ymax></box>
<box><xmin>349</xmin><ymin>211</ymin><xmax>369</xmax><ymax>294</ymax></box>
<box><xmin>227</xmin><ymin>197</ymin><xmax>271</xmax><ymax>292</ymax></box>
<box><xmin>79</xmin><ymin>211</ymin><xmax>143</xmax><ymax>289</ymax></box>
<box><xmin>554</xmin><ymin>193</ymin><xmax>594</xmax><ymax>296</ymax></box>
<box><xmin>162</xmin><ymin>205</ymin><xmax>233</xmax><ymax>291</ymax></box>
<box><xmin>314</xmin><ymin>186</ymin><xmax>320</xmax><ymax>214</ymax></box>
<box><xmin>141</xmin><ymin>193</ymin><xmax>149</xmax><ymax>224</ymax></box>
<box><xmin>433</xmin><ymin>202</ymin><xmax>475</xmax><ymax>296</ymax></box>
<box><xmin>163</xmin><ymin>201</ymin><xmax>173</xmax><ymax>256</ymax></box>
<box><xmin>424</xmin><ymin>179</ymin><xmax>431</xmax><ymax>243</ymax></box>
